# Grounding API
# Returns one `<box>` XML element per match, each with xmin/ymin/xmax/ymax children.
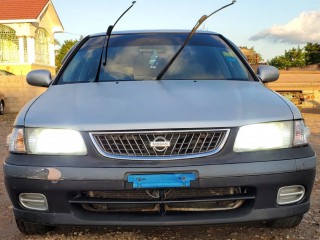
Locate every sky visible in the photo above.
<box><xmin>51</xmin><ymin>0</ymin><xmax>320</xmax><ymax>61</ymax></box>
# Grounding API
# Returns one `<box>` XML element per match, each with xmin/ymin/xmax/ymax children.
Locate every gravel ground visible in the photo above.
<box><xmin>1</xmin><ymin>111</ymin><xmax>320</xmax><ymax>240</ymax></box>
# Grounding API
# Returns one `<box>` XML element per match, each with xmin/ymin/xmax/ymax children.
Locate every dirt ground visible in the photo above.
<box><xmin>1</xmin><ymin>110</ymin><xmax>320</xmax><ymax>240</ymax></box>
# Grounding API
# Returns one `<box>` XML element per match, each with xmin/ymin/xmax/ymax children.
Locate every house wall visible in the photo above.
<box><xmin>0</xmin><ymin>76</ymin><xmax>46</xmax><ymax>113</ymax></box>
<box><xmin>0</xmin><ymin>21</ymin><xmax>57</xmax><ymax>75</ymax></box>
<box><xmin>0</xmin><ymin>64</ymin><xmax>56</xmax><ymax>76</ymax></box>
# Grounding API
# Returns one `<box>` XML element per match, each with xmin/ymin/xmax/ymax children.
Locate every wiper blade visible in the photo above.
<box><xmin>94</xmin><ymin>1</ymin><xmax>137</xmax><ymax>82</ymax></box>
<box><xmin>156</xmin><ymin>0</ymin><xmax>236</xmax><ymax>80</ymax></box>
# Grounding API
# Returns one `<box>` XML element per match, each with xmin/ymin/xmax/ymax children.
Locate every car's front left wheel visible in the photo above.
<box><xmin>15</xmin><ymin>219</ymin><xmax>53</xmax><ymax>235</ymax></box>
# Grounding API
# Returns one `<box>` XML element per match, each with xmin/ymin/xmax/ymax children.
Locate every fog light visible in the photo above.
<box><xmin>277</xmin><ymin>185</ymin><xmax>305</xmax><ymax>205</ymax></box>
<box><xmin>19</xmin><ymin>193</ymin><xmax>48</xmax><ymax>211</ymax></box>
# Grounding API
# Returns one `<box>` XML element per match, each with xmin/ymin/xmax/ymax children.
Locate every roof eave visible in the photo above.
<box><xmin>36</xmin><ymin>0</ymin><xmax>50</xmax><ymax>22</ymax></box>
<box><xmin>0</xmin><ymin>19</ymin><xmax>38</xmax><ymax>24</ymax></box>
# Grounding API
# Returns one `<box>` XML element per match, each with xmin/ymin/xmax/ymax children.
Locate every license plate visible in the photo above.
<box><xmin>127</xmin><ymin>173</ymin><xmax>196</xmax><ymax>189</ymax></box>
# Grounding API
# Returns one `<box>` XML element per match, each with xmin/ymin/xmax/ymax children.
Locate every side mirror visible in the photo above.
<box><xmin>257</xmin><ymin>65</ymin><xmax>279</xmax><ymax>83</ymax></box>
<box><xmin>26</xmin><ymin>70</ymin><xmax>52</xmax><ymax>87</ymax></box>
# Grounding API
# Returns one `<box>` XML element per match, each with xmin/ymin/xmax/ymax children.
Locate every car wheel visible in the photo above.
<box><xmin>266</xmin><ymin>214</ymin><xmax>303</xmax><ymax>228</ymax></box>
<box><xmin>15</xmin><ymin>218</ymin><xmax>53</xmax><ymax>235</ymax></box>
<box><xmin>0</xmin><ymin>101</ymin><xmax>4</xmax><ymax>115</ymax></box>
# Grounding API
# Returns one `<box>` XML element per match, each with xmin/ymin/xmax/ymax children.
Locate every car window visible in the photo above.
<box><xmin>57</xmin><ymin>33</ymin><xmax>253</xmax><ymax>84</ymax></box>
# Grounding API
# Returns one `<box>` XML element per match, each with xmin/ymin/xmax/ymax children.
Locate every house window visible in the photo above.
<box><xmin>35</xmin><ymin>28</ymin><xmax>49</xmax><ymax>65</ymax></box>
<box><xmin>0</xmin><ymin>24</ymin><xmax>19</xmax><ymax>63</ymax></box>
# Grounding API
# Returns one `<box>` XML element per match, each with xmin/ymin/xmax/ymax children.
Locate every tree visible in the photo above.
<box><xmin>285</xmin><ymin>47</ymin><xmax>305</xmax><ymax>67</ymax></box>
<box><xmin>268</xmin><ymin>47</ymin><xmax>305</xmax><ymax>69</ymax></box>
<box><xmin>55</xmin><ymin>39</ymin><xmax>79</xmax><ymax>72</ymax></box>
<box><xmin>269</xmin><ymin>56</ymin><xmax>291</xmax><ymax>70</ymax></box>
<box><xmin>304</xmin><ymin>42</ymin><xmax>320</xmax><ymax>65</ymax></box>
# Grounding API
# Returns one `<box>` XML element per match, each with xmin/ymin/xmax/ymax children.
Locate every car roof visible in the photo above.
<box><xmin>89</xmin><ymin>30</ymin><xmax>219</xmax><ymax>37</ymax></box>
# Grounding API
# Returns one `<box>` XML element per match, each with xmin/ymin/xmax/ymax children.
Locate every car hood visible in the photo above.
<box><xmin>24</xmin><ymin>80</ymin><xmax>294</xmax><ymax>131</ymax></box>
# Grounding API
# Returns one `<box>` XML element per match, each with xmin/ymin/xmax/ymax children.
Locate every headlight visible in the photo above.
<box><xmin>26</xmin><ymin>128</ymin><xmax>87</xmax><ymax>155</ymax></box>
<box><xmin>234</xmin><ymin>120</ymin><xmax>309</xmax><ymax>152</ymax></box>
<box><xmin>9</xmin><ymin>128</ymin><xmax>87</xmax><ymax>155</ymax></box>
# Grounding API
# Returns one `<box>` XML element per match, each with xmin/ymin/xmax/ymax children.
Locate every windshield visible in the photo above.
<box><xmin>56</xmin><ymin>33</ymin><xmax>253</xmax><ymax>84</ymax></box>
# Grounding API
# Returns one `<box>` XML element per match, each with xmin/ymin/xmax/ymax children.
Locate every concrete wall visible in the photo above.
<box><xmin>0</xmin><ymin>72</ymin><xmax>320</xmax><ymax>114</ymax></box>
<box><xmin>269</xmin><ymin>71</ymin><xmax>320</xmax><ymax>91</ymax></box>
<box><xmin>0</xmin><ymin>76</ymin><xmax>46</xmax><ymax>113</ymax></box>
<box><xmin>264</xmin><ymin>71</ymin><xmax>320</xmax><ymax>110</ymax></box>
<box><xmin>0</xmin><ymin>64</ymin><xmax>56</xmax><ymax>76</ymax></box>
<box><xmin>287</xmin><ymin>64</ymin><xmax>320</xmax><ymax>71</ymax></box>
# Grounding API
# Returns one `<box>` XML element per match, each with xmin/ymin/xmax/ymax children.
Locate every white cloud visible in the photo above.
<box><xmin>250</xmin><ymin>11</ymin><xmax>320</xmax><ymax>44</ymax></box>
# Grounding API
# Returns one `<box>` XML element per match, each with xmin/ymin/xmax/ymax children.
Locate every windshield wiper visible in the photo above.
<box><xmin>156</xmin><ymin>0</ymin><xmax>236</xmax><ymax>80</ymax></box>
<box><xmin>94</xmin><ymin>1</ymin><xmax>137</xmax><ymax>82</ymax></box>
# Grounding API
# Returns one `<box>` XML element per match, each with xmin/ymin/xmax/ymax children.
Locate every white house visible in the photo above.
<box><xmin>0</xmin><ymin>0</ymin><xmax>63</xmax><ymax>75</ymax></box>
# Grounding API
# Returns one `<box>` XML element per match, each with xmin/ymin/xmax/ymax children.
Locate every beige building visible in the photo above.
<box><xmin>239</xmin><ymin>47</ymin><xmax>261</xmax><ymax>65</ymax></box>
<box><xmin>0</xmin><ymin>0</ymin><xmax>63</xmax><ymax>75</ymax></box>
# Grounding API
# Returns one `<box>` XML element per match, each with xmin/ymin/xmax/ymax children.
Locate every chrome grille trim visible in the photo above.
<box><xmin>89</xmin><ymin>129</ymin><xmax>230</xmax><ymax>160</ymax></box>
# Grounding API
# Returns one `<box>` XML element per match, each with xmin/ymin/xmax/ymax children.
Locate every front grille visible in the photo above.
<box><xmin>71</xmin><ymin>187</ymin><xmax>253</xmax><ymax>213</ymax></box>
<box><xmin>90</xmin><ymin>129</ymin><xmax>229</xmax><ymax>160</ymax></box>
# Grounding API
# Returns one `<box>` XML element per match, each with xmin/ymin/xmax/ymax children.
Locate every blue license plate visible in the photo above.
<box><xmin>127</xmin><ymin>173</ymin><xmax>196</xmax><ymax>189</ymax></box>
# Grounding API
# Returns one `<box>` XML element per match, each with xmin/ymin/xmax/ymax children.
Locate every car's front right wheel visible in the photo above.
<box><xmin>266</xmin><ymin>214</ymin><xmax>304</xmax><ymax>228</ymax></box>
<box><xmin>15</xmin><ymin>219</ymin><xmax>53</xmax><ymax>235</ymax></box>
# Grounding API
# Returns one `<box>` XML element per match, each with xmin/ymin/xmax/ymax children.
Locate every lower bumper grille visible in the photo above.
<box><xmin>71</xmin><ymin>188</ymin><xmax>254</xmax><ymax>214</ymax></box>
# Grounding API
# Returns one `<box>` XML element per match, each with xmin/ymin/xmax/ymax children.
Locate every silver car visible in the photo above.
<box><xmin>0</xmin><ymin>92</ymin><xmax>5</xmax><ymax>115</ymax></box>
<box><xmin>4</xmin><ymin>30</ymin><xmax>316</xmax><ymax>235</ymax></box>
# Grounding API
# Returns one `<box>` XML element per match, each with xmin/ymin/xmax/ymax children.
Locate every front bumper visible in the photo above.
<box><xmin>4</xmin><ymin>155</ymin><xmax>316</xmax><ymax>226</ymax></box>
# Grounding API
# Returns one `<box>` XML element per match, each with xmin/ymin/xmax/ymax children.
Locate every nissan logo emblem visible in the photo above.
<box><xmin>150</xmin><ymin>136</ymin><xmax>171</xmax><ymax>152</ymax></box>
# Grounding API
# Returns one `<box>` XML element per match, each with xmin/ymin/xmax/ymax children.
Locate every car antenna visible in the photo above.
<box><xmin>156</xmin><ymin>0</ymin><xmax>236</xmax><ymax>80</ymax></box>
<box><xmin>95</xmin><ymin>1</ymin><xmax>137</xmax><ymax>82</ymax></box>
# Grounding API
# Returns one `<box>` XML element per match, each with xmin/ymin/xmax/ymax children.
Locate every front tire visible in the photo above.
<box><xmin>266</xmin><ymin>214</ymin><xmax>304</xmax><ymax>228</ymax></box>
<box><xmin>15</xmin><ymin>218</ymin><xmax>53</xmax><ymax>235</ymax></box>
